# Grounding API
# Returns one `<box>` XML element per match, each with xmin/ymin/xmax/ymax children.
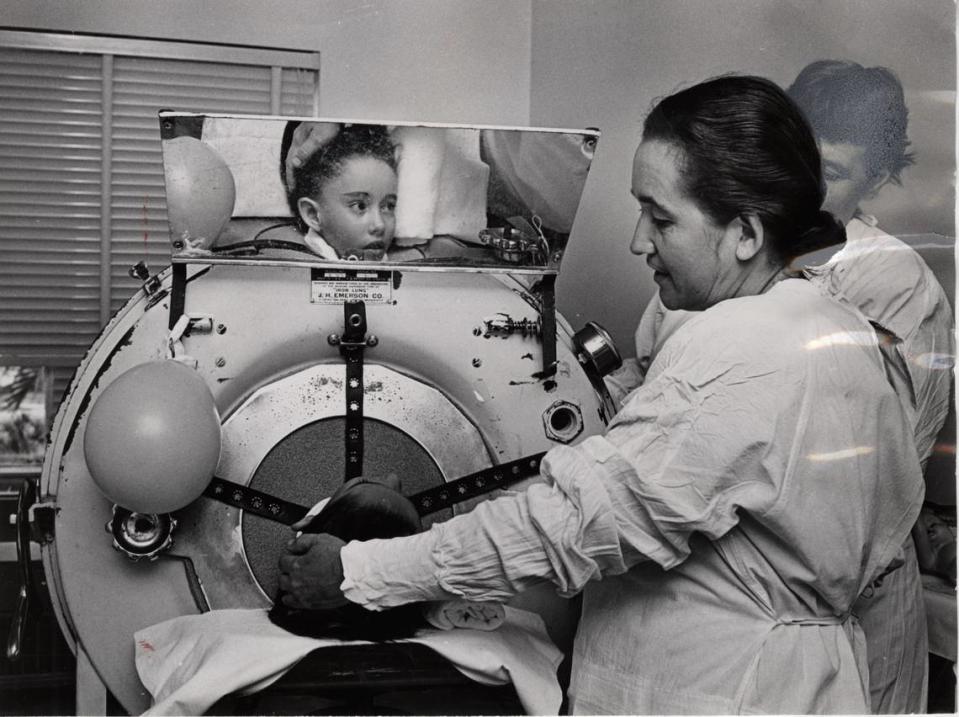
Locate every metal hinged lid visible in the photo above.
<box><xmin>158</xmin><ymin>111</ymin><xmax>600</xmax><ymax>275</ymax></box>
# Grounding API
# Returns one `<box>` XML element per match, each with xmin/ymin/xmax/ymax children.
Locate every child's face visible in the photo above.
<box><xmin>302</xmin><ymin>156</ymin><xmax>397</xmax><ymax>260</ymax></box>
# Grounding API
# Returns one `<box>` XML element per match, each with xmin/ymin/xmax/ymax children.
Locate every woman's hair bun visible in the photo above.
<box><xmin>789</xmin><ymin>209</ymin><xmax>846</xmax><ymax>258</ymax></box>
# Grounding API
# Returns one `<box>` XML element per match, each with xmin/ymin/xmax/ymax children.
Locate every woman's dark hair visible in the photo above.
<box><xmin>642</xmin><ymin>74</ymin><xmax>845</xmax><ymax>260</ymax></box>
<box><xmin>787</xmin><ymin>60</ymin><xmax>914</xmax><ymax>184</ymax></box>
<box><xmin>280</xmin><ymin>123</ymin><xmax>397</xmax><ymax>231</ymax></box>
<box><xmin>269</xmin><ymin>479</ymin><xmax>424</xmax><ymax>641</ymax></box>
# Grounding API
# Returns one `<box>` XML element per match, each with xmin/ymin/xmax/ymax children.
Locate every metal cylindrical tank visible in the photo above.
<box><xmin>37</xmin><ymin>260</ymin><xmax>615</xmax><ymax>713</ymax></box>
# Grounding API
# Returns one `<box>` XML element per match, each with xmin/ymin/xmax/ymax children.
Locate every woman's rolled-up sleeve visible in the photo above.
<box><xmin>341</xmin><ymin>440</ymin><xmax>630</xmax><ymax>609</ymax></box>
<box><xmin>342</xmin><ymin>316</ymin><xmax>787</xmax><ymax>610</ymax></box>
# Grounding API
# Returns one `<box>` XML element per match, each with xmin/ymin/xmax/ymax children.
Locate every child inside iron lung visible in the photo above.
<box><xmin>269</xmin><ymin>476</ymin><xmax>427</xmax><ymax>640</ymax></box>
<box><xmin>288</xmin><ymin>124</ymin><xmax>398</xmax><ymax>261</ymax></box>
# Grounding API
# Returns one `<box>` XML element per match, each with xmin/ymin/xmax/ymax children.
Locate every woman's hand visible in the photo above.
<box><xmin>277</xmin><ymin>532</ymin><xmax>349</xmax><ymax>609</ymax></box>
<box><xmin>284</xmin><ymin>122</ymin><xmax>342</xmax><ymax>189</ymax></box>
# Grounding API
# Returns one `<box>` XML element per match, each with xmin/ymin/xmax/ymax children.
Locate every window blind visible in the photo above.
<box><xmin>0</xmin><ymin>33</ymin><xmax>319</xmax><ymax>406</ymax></box>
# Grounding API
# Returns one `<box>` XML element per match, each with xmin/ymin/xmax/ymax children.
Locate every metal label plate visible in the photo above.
<box><xmin>310</xmin><ymin>268</ymin><xmax>394</xmax><ymax>304</ymax></box>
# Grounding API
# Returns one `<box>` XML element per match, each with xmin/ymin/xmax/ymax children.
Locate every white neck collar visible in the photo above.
<box><xmin>303</xmin><ymin>228</ymin><xmax>342</xmax><ymax>260</ymax></box>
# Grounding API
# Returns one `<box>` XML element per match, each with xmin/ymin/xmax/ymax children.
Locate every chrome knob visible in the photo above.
<box><xmin>573</xmin><ymin>321</ymin><xmax>623</xmax><ymax>378</ymax></box>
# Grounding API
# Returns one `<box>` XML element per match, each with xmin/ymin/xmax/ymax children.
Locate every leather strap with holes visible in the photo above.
<box><xmin>340</xmin><ymin>301</ymin><xmax>367</xmax><ymax>480</ymax></box>
<box><xmin>405</xmin><ymin>452</ymin><xmax>546</xmax><ymax>515</ymax></box>
<box><xmin>202</xmin><ymin>451</ymin><xmax>547</xmax><ymax>523</ymax></box>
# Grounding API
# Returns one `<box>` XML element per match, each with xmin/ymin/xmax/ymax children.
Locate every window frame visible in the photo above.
<box><xmin>1</xmin><ymin>29</ymin><xmax>320</xmax><ymax>325</ymax></box>
<box><xmin>0</xmin><ymin>29</ymin><xmax>320</xmax><ymax>427</ymax></box>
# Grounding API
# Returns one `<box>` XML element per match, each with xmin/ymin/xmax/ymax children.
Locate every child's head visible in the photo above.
<box><xmin>269</xmin><ymin>475</ymin><xmax>426</xmax><ymax>641</ymax></box>
<box><xmin>292</xmin><ymin>125</ymin><xmax>398</xmax><ymax>260</ymax></box>
<box><xmin>317</xmin><ymin>475</ymin><xmax>422</xmax><ymax>541</ymax></box>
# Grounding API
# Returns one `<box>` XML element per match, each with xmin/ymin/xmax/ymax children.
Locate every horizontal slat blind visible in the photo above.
<box><xmin>109</xmin><ymin>58</ymin><xmax>276</xmax><ymax>311</ymax></box>
<box><xmin>0</xmin><ymin>47</ymin><xmax>104</xmax><ymax>395</ymax></box>
<box><xmin>0</xmin><ymin>36</ymin><xmax>319</xmax><ymax>405</ymax></box>
<box><xmin>281</xmin><ymin>67</ymin><xmax>320</xmax><ymax>116</ymax></box>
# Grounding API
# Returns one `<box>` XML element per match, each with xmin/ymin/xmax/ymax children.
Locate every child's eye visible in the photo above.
<box><xmin>382</xmin><ymin>199</ymin><xmax>396</xmax><ymax>213</ymax></box>
<box><xmin>349</xmin><ymin>200</ymin><xmax>368</xmax><ymax>212</ymax></box>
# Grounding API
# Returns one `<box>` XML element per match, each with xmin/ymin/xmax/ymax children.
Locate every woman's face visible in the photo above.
<box><xmin>819</xmin><ymin>140</ymin><xmax>884</xmax><ymax>226</ymax></box>
<box><xmin>629</xmin><ymin>140</ymin><xmax>736</xmax><ymax>311</ymax></box>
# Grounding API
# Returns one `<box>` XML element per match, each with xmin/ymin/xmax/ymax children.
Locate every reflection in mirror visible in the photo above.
<box><xmin>159</xmin><ymin>113</ymin><xmax>600</xmax><ymax>271</ymax></box>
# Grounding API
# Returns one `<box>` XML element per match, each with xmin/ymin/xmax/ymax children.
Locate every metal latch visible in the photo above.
<box><xmin>28</xmin><ymin>500</ymin><xmax>57</xmax><ymax>545</ymax></box>
<box><xmin>7</xmin><ymin>487</ymin><xmax>53</xmax><ymax>660</ymax></box>
<box><xmin>129</xmin><ymin>261</ymin><xmax>162</xmax><ymax>296</ymax></box>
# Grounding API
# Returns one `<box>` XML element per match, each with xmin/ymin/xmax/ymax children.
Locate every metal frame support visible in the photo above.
<box><xmin>538</xmin><ymin>274</ymin><xmax>558</xmax><ymax>379</ymax></box>
<box><xmin>168</xmin><ymin>262</ymin><xmax>187</xmax><ymax>331</ymax></box>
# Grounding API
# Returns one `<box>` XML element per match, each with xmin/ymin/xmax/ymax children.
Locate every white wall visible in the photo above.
<box><xmin>533</xmin><ymin>0</ymin><xmax>956</xmax><ymax>356</ymax></box>
<box><xmin>1</xmin><ymin>0</ymin><xmax>533</xmax><ymax>125</ymax></box>
<box><xmin>4</xmin><ymin>0</ymin><xmax>955</xmax><ymax>357</ymax></box>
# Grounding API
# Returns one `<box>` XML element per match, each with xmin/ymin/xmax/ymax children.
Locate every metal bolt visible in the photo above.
<box><xmin>172</xmin><ymin>239</ymin><xmax>185</xmax><ymax>250</ymax></box>
<box><xmin>328</xmin><ymin>334</ymin><xmax>341</xmax><ymax>346</ymax></box>
<box><xmin>215</xmin><ymin>357</ymin><xmax>226</xmax><ymax>368</ymax></box>
<box><xmin>366</xmin><ymin>335</ymin><xmax>378</xmax><ymax>347</ymax></box>
<box><xmin>215</xmin><ymin>323</ymin><xmax>227</xmax><ymax>335</ymax></box>
<box><xmin>472</xmin><ymin>358</ymin><xmax>482</xmax><ymax>368</ymax></box>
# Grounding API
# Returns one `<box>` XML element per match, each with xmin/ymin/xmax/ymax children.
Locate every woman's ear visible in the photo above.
<box><xmin>729</xmin><ymin>213</ymin><xmax>765</xmax><ymax>262</ymax></box>
<box><xmin>297</xmin><ymin>197</ymin><xmax>323</xmax><ymax>233</ymax></box>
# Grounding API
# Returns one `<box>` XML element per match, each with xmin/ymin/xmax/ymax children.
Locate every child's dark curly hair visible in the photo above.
<box><xmin>281</xmin><ymin>123</ymin><xmax>397</xmax><ymax>230</ymax></box>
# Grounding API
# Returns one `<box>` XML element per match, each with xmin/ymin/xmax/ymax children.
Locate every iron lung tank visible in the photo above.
<box><xmin>28</xmin><ymin>113</ymin><xmax>620</xmax><ymax>712</ymax></box>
